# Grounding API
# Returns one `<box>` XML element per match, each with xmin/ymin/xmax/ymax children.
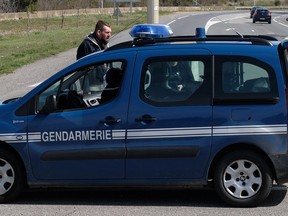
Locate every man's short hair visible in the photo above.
<box><xmin>95</xmin><ymin>20</ymin><xmax>110</xmax><ymax>31</ymax></box>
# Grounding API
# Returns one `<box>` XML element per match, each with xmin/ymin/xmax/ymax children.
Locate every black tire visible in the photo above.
<box><xmin>214</xmin><ymin>150</ymin><xmax>272</xmax><ymax>207</ymax></box>
<box><xmin>253</xmin><ymin>20</ymin><xmax>256</xmax><ymax>23</ymax></box>
<box><xmin>0</xmin><ymin>149</ymin><xmax>25</xmax><ymax>203</ymax></box>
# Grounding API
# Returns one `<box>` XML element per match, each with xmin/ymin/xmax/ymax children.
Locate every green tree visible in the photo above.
<box><xmin>19</xmin><ymin>0</ymin><xmax>37</xmax><ymax>11</ymax></box>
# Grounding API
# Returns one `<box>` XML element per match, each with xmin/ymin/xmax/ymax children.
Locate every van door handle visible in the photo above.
<box><xmin>100</xmin><ymin>116</ymin><xmax>121</xmax><ymax>126</ymax></box>
<box><xmin>135</xmin><ymin>115</ymin><xmax>157</xmax><ymax>123</ymax></box>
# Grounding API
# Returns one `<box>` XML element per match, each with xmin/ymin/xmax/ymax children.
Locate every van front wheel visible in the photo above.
<box><xmin>214</xmin><ymin>150</ymin><xmax>272</xmax><ymax>207</ymax></box>
<box><xmin>0</xmin><ymin>149</ymin><xmax>25</xmax><ymax>203</ymax></box>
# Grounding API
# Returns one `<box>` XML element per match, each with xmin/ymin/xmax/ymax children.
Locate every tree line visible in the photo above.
<box><xmin>0</xmin><ymin>0</ymin><xmax>232</xmax><ymax>13</ymax></box>
<box><xmin>1</xmin><ymin>0</ymin><xmax>36</xmax><ymax>12</ymax></box>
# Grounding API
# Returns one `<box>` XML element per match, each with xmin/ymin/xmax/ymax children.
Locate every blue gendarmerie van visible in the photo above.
<box><xmin>1</xmin><ymin>24</ymin><xmax>288</xmax><ymax>206</ymax></box>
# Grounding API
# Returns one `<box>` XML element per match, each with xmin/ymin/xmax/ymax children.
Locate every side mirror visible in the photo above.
<box><xmin>40</xmin><ymin>95</ymin><xmax>57</xmax><ymax>114</ymax></box>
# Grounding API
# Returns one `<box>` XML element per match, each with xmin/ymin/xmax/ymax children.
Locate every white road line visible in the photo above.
<box><xmin>205</xmin><ymin>13</ymin><xmax>247</xmax><ymax>32</ymax></box>
<box><xmin>273</xmin><ymin>15</ymin><xmax>288</xmax><ymax>28</ymax></box>
<box><xmin>167</xmin><ymin>14</ymin><xmax>195</xmax><ymax>26</ymax></box>
<box><xmin>167</xmin><ymin>19</ymin><xmax>176</xmax><ymax>25</ymax></box>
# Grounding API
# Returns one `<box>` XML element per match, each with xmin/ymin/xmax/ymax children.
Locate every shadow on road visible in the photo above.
<box><xmin>12</xmin><ymin>184</ymin><xmax>287</xmax><ymax>208</ymax></box>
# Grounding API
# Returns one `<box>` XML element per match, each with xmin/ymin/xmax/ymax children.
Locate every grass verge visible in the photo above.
<box><xmin>0</xmin><ymin>12</ymin><xmax>148</xmax><ymax>75</ymax></box>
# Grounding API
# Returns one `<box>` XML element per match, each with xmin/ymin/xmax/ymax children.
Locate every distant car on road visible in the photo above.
<box><xmin>250</xmin><ymin>6</ymin><xmax>262</xmax><ymax>18</ymax></box>
<box><xmin>252</xmin><ymin>8</ymin><xmax>272</xmax><ymax>24</ymax></box>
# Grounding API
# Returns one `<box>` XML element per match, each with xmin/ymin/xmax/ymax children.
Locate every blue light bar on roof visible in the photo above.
<box><xmin>129</xmin><ymin>24</ymin><xmax>173</xmax><ymax>39</ymax></box>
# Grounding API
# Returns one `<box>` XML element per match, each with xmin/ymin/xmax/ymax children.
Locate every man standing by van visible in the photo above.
<box><xmin>76</xmin><ymin>20</ymin><xmax>112</xmax><ymax>60</ymax></box>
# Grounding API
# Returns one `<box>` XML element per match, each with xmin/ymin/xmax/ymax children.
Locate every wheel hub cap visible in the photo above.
<box><xmin>223</xmin><ymin>159</ymin><xmax>262</xmax><ymax>199</ymax></box>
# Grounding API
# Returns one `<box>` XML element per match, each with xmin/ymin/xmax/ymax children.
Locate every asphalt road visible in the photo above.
<box><xmin>1</xmin><ymin>10</ymin><xmax>288</xmax><ymax>215</ymax></box>
<box><xmin>0</xmin><ymin>48</ymin><xmax>77</xmax><ymax>101</ymax></box>
<box><xmin>0</xmin><ymin>185</ymin><xmax>287</xmax><ymax>216</ymax></box>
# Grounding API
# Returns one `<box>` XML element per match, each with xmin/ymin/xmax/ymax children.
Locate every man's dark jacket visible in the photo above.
<box><xmin>76</xmin><ymin>32</ymin><xmax>108</xmax><ymax>60</ymax></box>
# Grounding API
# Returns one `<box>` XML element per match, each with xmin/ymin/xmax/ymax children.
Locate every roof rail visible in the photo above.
<box><xmin>132</xmin><ymin>35</ymin><xmax>275</xmax><ymax>46</ymax></box>
<box><xmin>107</xmin><ymin>41</ymin><xmax>133</xmax><ymax>51</ymax></box>
<box><xmin>107</xmin><ymin>35</ymin><xmax>276</xmax><ymax>52</ymax></box>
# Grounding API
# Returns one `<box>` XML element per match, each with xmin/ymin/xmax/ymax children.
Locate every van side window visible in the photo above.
<box><xmin>214</xmin><ymin>56</ymin><xmax>278</xmax><ymax>104</ymax></box>
<box><xmin>140</xmin><ymin>57</ymin><xmax>212</xmax><ymax>106</ymax></box>
<box><xmin>38</xmin><ymin>61</ymin><xmax>125</xmax><ymax>113</ymax></box>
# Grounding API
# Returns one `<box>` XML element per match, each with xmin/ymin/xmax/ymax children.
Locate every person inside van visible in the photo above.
<box><xmin>99</xmin><ymin>68</ymin><xmax>124</xmax><ymax>104</ymax></box>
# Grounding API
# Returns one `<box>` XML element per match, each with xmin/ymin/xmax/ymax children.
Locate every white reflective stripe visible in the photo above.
<box><xmin>1</xmin><ymin>124</ymin><xmax>287</xmax><ymax>143</ymax></box>
<box><xmin>127</xmin><ymin>127</ymin><xmax>211</xmax><ymax>139</ymax></box>
<box><xmin>128</xmin><ymin>125</ymin><xmax>287</xmax><ymax>139</ymax></box>
<box><xmin>112</xmin><ymin>130</ymin><xmax>126</xmax><ymax>140</ymax></box>
<box><xmin>213</xmin><ymin>125</ymin><xmax>287</xmax><ymax>136</ymax></box>
<box><xmin>28</xmin><ymin>132</ymin><xmax>41</xmax><ymax>142</ymax></box>
<box><xmin>0</xmin><ymin>133</ymin><xmax>26</xmax><ymax>143</ymax></box>
<box><xmin>0</xmin><ymin>133</ymin><xmax>26</xmax><ymax>136</ymax></box>
<box><xmin>6</xmin><ymin>140</ymin><xmax>26</xmax><ymax>143</ymax></box>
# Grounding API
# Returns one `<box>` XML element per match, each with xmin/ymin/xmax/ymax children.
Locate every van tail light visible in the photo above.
<box><xmin>268</xmin><ymin>12</ymin><xmax>271</xmax><ymax>16</ymax></box>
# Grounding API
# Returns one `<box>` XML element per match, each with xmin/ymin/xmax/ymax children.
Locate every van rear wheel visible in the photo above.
<box><xmin>214</xmin><ymin>150</ymin><xmax>272</xmax><ymax>207</ymax></box>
